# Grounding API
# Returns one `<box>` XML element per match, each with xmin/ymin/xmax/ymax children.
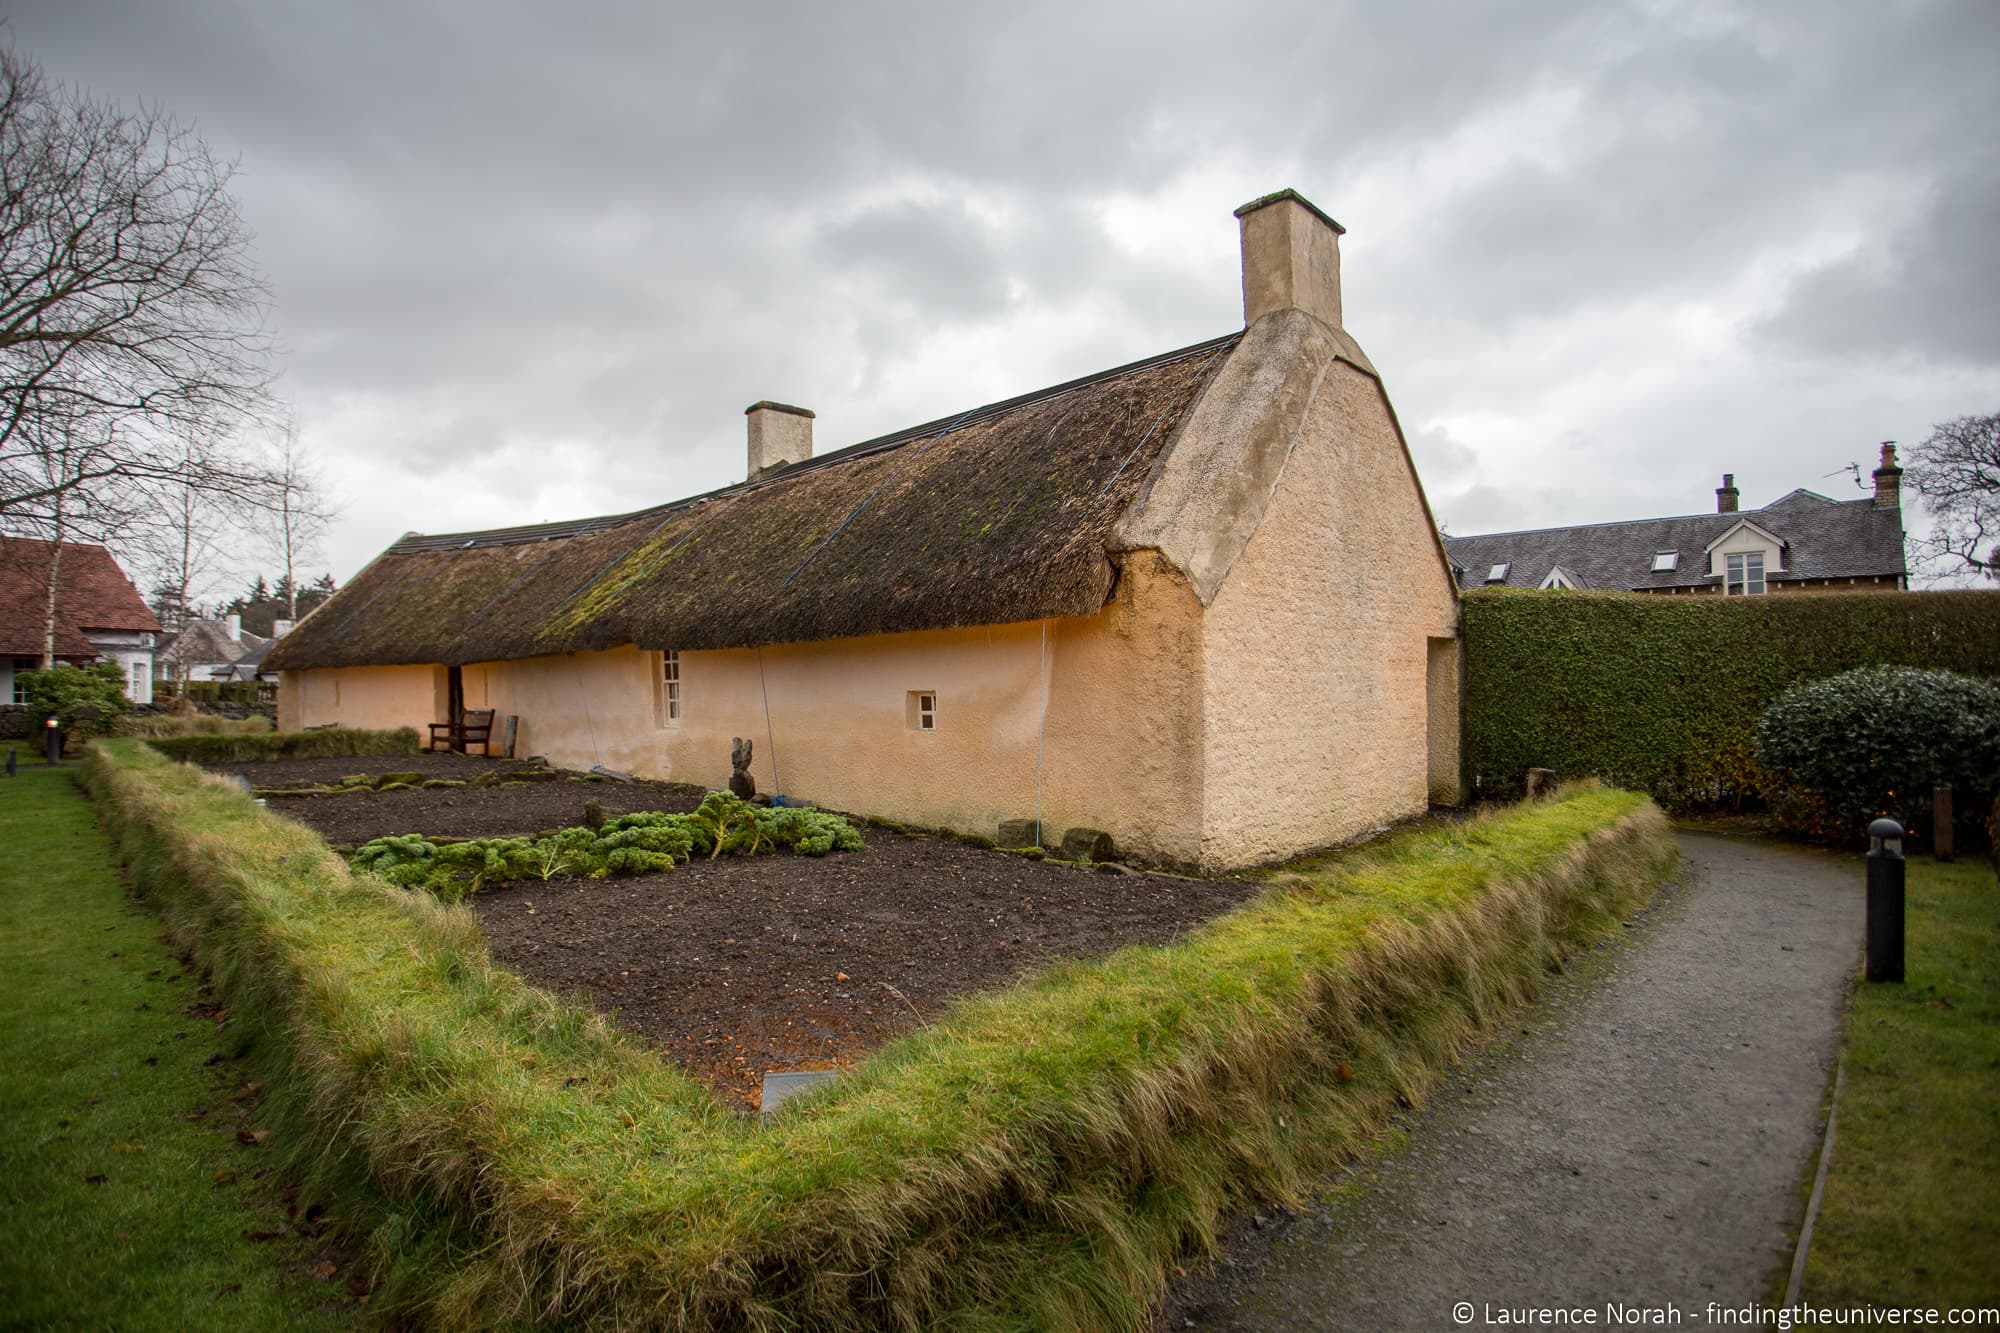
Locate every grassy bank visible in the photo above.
<box><xmin>0</xmin><ymin>766</ymin><xmax>351</xmax><ymax>1329</ymax></box>
<box><xmin>141</xmin><ymin>726</ymin><xmax>419</xmax><ymax>765</ymax></box>
<box><xmin>1805</xmin><ymin>857</ymin><xmax>2000</xmax><ymax>1305</ymax></box>
<box><xmin>86</xmin><ymin>739</ymin><xmax>1677</xmax><ymax>1329</ymax></box>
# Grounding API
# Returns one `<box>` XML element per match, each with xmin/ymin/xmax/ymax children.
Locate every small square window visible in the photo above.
<box><xmin>658</xmin><ymin>650</ymin><xmax>681</xmax><ymax>727</ymax></box>
<box><xmin>1485</xmin><ymin>563</ymin><xmax>1510</xmax><ymax>584</ymax></box>
<box><xmin>1651</xmin><ymin>550</ymin><xmax>1679</xmax><ymax>572</ymax></box>
<box><xmin>908</xmin><ymin>690</ymin><xmax>937</xmax><ymax>731</ymax></box>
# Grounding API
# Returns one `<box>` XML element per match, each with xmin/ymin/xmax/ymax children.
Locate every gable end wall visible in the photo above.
<box><xmin>1198</xmin><ymin>359</ymin><xmax>1460</xmax><ymax>867</ymax></box>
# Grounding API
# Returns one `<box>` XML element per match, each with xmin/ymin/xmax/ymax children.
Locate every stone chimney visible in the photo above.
<box><xmin>1872</xmin><ymin>442</ymin><xmax>1902</xmax><ymax>509</ymax></box>
<box><xmin>745</xmin><ymin>401</ymin><xmax>814</xmax><ymax>480</ymax></box>
<box><xmin>272</xmin><ymin>618</ymin><xmax>294</xmax><ymax>638</ymax></box>
<box><xmin>1716</xmin><ymin>474</ymin><xmax>1739</xmax><ymax>514</ymax></box>
<box><xmin>224</xmin><ymin>612</ymin><xmax>241</xmax><ymax>642</ymax></box>
<box><xmin>1234</xmin><ymin>189</ymin><xmax>1345</xmax><ymax>330</ymax></box>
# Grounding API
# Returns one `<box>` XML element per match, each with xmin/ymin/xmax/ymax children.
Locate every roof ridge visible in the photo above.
<box><xmin>391</xmin><ymin>331</ymin><xmax>1242</xmax><ymax>554</ymax></box>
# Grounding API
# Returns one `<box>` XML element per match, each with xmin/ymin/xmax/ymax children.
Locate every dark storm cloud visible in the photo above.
<box><xmin>7</xmin><ymin>0</ymin><xmax>1995</xmax><ymax>579</ymax></box>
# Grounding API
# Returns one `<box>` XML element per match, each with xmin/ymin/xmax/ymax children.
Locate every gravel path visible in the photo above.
<box><xmin>1168</xmin><ymin>833</ymin><xmax>1862</xmax><ymax>1332</ymax></box>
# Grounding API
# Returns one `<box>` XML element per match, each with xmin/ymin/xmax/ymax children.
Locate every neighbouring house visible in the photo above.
<box><xmin>1444</xmin><ymin>448</ymin><xmax>1909</xmax><ymax>595</ymax></box>
<box><xmin>219</xmin><ymin>618</ymin><xmax>293</xmax><ymax>682</ymax></box>
<box><xmin>156</xmin><ymin>614</ymin><xmax>271</xmax><ymax>685</ymax></box>
<box><xmin>0</xmin><ymin>536</ymin><xmax>160</xmax><ymax>705</ymax></box>
<box><xmin>267</xmin><ymin>190</ymin><xmax>1462</xmax><ymax>870</ymax></box>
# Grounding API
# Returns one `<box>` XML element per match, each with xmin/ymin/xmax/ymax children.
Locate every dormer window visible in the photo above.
<box><xmin>1725</xmin><ymin>551</ymin><xmax>1766</xmax><ymax>595</ymax></box>
<box><xmin>1651</xmin><ymin>551</ymin><xmax>1679</xmax><ymax>573</ymax></box>
<box><xmin>1485</xmin><ymin>563</ymin><xmax>1510</xmax><ymax>584</ymax></box>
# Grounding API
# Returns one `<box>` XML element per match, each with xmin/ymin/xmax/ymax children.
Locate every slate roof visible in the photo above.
<box><xmin>158</xmin><ymin>619</ymin><xmax>268</xmax><ymax>672</ymax></box>
<box><xmin>1444</xmin><ymin>488</ymin><xmax>1907</xmax><ymax>593</ymax></box>
<box><xmin>0</xmin><ymin>537</ymin><xmax>160</xmax><ymax>659</ymax></box>
<box><xmin>268</xmin><ymin>332</ymin><xmax>1240</xmax><ymax>670</ymax></box>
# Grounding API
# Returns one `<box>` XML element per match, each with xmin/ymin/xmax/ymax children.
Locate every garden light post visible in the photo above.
<box><xmin>44</xmin><ymin>716</ymin><xmax>60</xmax><ymax>766</ymax></box>
<box><xmin>1865</xmin><ymin>818</ymin><xmax>1905</xmax><ymax>984</ymax></box>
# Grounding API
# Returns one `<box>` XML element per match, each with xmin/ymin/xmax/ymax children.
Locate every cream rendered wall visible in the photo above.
<box><xmin>454</xmin><ymin>557</ymin><xmax>1207</xmax><ymax>863</ymax></box>
<box><xmin>283</xmin><ymin>664</ymin><xmax>436</xmax><ymax>733</ymax></box>
<box><xmin>1199</xmin><ymin>360</ymin><xmax>1460</xmax><ymax>867</ymax></box>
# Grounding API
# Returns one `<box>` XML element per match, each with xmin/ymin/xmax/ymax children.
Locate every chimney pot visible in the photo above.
<box><xmin>1872</xmin><ymin>442</ymin><xmax>1902</xmax><ymax>509</ymax></box>
<box><xmin>1717</xmin><ymin>473</ymin><xmax>1739</xmax><ymax>514</ymax></box>
<box><xmin>745</xmin><ymin>401</ymin><xmax>814</xmax><ymax>480</ymax></box>
<box><xmin>224</xmin><ymin>612</ymin><xmax>241</xmax><ymax>642</ymax></box>
<box><xmin>273</xmin><ymin>619</ymin><xmax>294</xmax><ymax>638</ymax></box>
<box><xmin>1234</xmin><ymin>189</ymin><xmax>1345</xmax><ymax>330</ymax></box>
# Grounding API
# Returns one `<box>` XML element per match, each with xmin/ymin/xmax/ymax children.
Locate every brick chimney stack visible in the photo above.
<box><xmin>1234</xmin><ymin>188</ymin><xmax>1345</xmax><ymax>330</ymax></box>
<box><xmin>745</xmin><ymin>401</ymin><xmax>813</xmax><ymax>480</ymax></box>
<box><xmin>1872</xmin><ymin>442</ymin><xmax>1902</xmax><ymax>509</ymax></box>
<box><xmin>1716</xmin><ymin>474</ymin><xmax>1739</xmax><ymax>514</ymax></box>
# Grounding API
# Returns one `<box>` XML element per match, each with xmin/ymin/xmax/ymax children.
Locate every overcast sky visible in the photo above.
<box><xmin>11</xmin><ymin>0</ymin><xmax>1997</xmax><ymax>598</ymax></box>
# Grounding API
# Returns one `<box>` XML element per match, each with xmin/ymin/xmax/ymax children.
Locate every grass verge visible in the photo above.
<box><xmin>86</xmin><ymin>740</ymin><xmax>1677</xmax><ymax>1330</ymax></box>
<box><xmin>0</xmin><ymin>765</ymin><xmax>355</xmax><ymax>1329</ymax></box>
<box><xmin>141</xmin><ymin>727</ymin><xmax>420</xmax><ymax>765</ymax></box>
<box><xmin>1804</xmin><ymin>856</ymin><xmax>2000</xmax><ymax>1305</ymax></box>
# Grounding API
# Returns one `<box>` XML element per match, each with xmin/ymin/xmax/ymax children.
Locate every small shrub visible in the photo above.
<box><xmin>1754</xmin><ymin>665</ymin><xmax>2000</xmax><ymax>844</ymax></box>
<box><xmin>16</xmin><ymin>663</ymin><xmax>130</xmax><ymax>737</ymax></box>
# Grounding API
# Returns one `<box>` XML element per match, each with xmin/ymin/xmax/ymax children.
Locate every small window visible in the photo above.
<box><xmin>1485</xmin><ymin>563</ymin><xmax>1510</xmax><ymax>584</ymax></box>
<box><xmin>1651</xmin><ymin>550</ymin><xmax>1679</xmax><ymax>573</ymax></box>
<box><xmin>10</xmin><ymin>658</ymin><xmax>32</xmax><ymax>704</ymax></box>
<box><xmin>908</xmin><ymin>690</ymin><xmax>937</xmax><ymax>731</ymax></box>
<box><xmin>658</xmin><ymin>650</ymin><xmax>681</xmax><ymax>727</ymax></box>
<box><xmin>1725</xmin><ymin>551</ymin><xmax>1766</xmax><ymax>595</ymax></box>
<box><xmin>128</xmin><ymin>660</ymin><xmax>146</xmax><ymax>699</ymax></box>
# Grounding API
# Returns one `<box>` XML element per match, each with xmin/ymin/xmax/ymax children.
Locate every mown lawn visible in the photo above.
<box><xmin>1806</xmin><ymin>855</ymin><xmax>2000</xmax><ymax>1306</ymax></box>
<box><xmin>0</xmin><ymin>764</ymin><xmax>358</xmax><ymax>1329</ymax></box>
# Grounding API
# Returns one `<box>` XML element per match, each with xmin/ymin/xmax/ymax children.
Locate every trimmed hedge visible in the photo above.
<box><xmin>141</xmin><ymin>726</ymin><xmax>420</xmax><ymax>765</ymax></box>
<box><xmin>1462</xmin><ymin>588</ymin><xmax>2000</xmax><ymax>810</ymax></box>
<box><xmin>86</xmin><ymin>740</ymin><xmax>1675</xmax><ymax>1330</ymax></box>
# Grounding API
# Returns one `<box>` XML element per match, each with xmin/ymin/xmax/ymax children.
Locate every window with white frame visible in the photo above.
<box><xmin>1485</xmin><ymin>563</ymin><xmax>1510</xmax><ymax>584</ymax></box>
<box><xmin>10</xmin><ymin>658</ymin><xmax>31</xmax><ymax>704</ymax></box>
<box><xmin>908</xmin><ymin>690</ymin><xmax>937</xmax><ymax>731</ymax></box>
<box><xmin>1725</xmin><ymin>551</ymin><xmax>1766</xmax><ymax>595</ymax></box>
<box><xmin>128</xmin><ymin>660</ymin><xmax>146</xmax><ymax>699</ymax></box>
<box><xmin>657</xmin><ymin>649</ymin><xmax>681</xmax><ymax>727</ymax></box>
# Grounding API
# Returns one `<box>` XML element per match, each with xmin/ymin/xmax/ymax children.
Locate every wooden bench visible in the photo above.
<box><xmin>428</xmin><ymin>708</ymin><xmax>497</xmax><ymax>755</ymax></box>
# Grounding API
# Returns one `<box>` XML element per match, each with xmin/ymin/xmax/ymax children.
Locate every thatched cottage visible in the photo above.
<box><xmin>268</xmin><ymin>191</ymin><xmax>1460</xmax><ymax>869</ymax></box>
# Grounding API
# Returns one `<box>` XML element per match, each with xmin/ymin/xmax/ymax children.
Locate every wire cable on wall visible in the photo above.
<box><xmin>1036</xmin><ymin>619</ymin><xmax>1050</xmax><ymax>845</ymax></box>
<box><xmin>757</xmin><ymin>645</ymin><xmax>781</xmax><ymax>799</ymax></box>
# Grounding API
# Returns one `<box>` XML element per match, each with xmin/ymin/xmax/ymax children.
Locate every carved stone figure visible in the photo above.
<box><xmin>729</xmin><ymin>737</ymin><xmax>756</xmax><ymax>800</ymax></box>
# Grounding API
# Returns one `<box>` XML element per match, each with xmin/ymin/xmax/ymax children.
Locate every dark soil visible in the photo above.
<box><xmin>210</xmin><ymin>752</ymin><xmax>527</xmax><ymax>789</ymax></box>
<box><xmin>267</xmin><ymin>778</ymin><xmax>709</xmax><ymax>846</ymax></box>
<box><xmin>210</xmin><ymin>754</ymin><xmax>710</xmax><ymax>845</ymax></box>
<box><xmin>471</xmin><ymin>829</ymin><xmax>1262</xmax><ymax>1109</ymax></box>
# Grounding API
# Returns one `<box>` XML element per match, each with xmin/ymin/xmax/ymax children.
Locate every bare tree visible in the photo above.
<box><xmin>0</xmin><ymin>42</ymin><xmax>276</xmax><ymax>525</ymax></box>
<box><xmin>258</xmin><ymin>419</ymin><xmax>333</xmax><ymax>620</ymax></box>
<box><xmin>1906</xmin><ymin>412</ymin><xmax>2000</xmax><ymax>580</ymax></box>
<box><xmin>137</xmin><ymin>434</ymin><xmax>243</xmax><ymax>683</ymax></box>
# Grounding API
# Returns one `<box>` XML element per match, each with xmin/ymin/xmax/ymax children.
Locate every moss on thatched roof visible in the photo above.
<box><xmin>269</xmin><ymin>333</ymin><xmax>1240</xmax><ymax>670</ymax></box>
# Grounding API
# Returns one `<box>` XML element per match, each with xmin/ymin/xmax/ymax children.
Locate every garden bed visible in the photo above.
<box><xmin>473</xmin><ymin>832</ymin><xmax>1257</xmax><ymax>1108</ymax></box>
<box><xmin>212</xmin><ymin>753</ymin><xmax>710</xmax><ymax>843</ymax></box>
<box><xmin>88</xmin><ymin>739</ymin><xmax>1679</xmax><ymax>1329</ymax></box>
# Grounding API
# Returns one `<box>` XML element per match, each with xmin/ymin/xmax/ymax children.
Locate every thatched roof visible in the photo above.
<box><xmin>269</xmin><ymin>333</ymin><xmax>1240</xmax><ymax>670</ymax></box>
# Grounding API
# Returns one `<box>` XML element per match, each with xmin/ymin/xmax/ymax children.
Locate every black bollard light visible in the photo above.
<box><xmin>1865</xmin><ymin>817</ymin><xmax>1905</xmax><ymax>984</ymax></box>
<box><xmin>43</xmin><ymin>715</ymin><xmax>60</xmax><ymax>765</ymax></box>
